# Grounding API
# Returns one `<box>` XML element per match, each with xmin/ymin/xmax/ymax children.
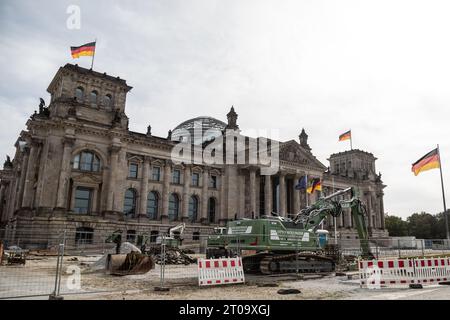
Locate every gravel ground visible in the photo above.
<box><xmin>2</xmin><ymin>254</ymin><xmax>450</xmax><ymax>300</ymax></box>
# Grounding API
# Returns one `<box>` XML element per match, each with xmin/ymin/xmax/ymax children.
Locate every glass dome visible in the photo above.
<box><xmin>172</xmin><ymin>116</ymin><xmax>226</xmax><ymax>144</ymax></box>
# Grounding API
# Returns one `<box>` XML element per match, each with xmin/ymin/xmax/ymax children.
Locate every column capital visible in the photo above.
<box><xmin>109</xmin><ymin>145</ymin><xmax>121</xmax><ymax>154</ymax></box>
<box><xmin>143</xmin><ymin>155</ymin><xmax>153</xmax><ymax>163</ymax></box>
<box><xmin>62</xmin><ymin>136</ymin><xmax>76</xmax><ymax>147</ymax></box>
<box><xmin>30</xmin><ymin>137</ymin><xmax>43</xmax><ymax>147</ymax></box>
<box><xmin>164</xmin><ymin>159</ymin><xmax>173</xmax><ymax>167</ymax></box>
<box><xmin>248</xmin><ymin>166</ymin><xmax>258</xmax><ymax>173</ymax></box>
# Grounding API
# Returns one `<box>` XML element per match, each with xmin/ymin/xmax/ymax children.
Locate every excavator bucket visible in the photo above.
<box><xmin>106</xmin><ymin>251</ymin><xmax>155</xmax><ymax>276</ymax></box>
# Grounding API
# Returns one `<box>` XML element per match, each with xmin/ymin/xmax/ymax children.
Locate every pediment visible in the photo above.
<box><xmin>72</xmin><ymin>172</ymin><xmax>102</xmax><ymax>184</ymax></box>
<box><xmin>280</xmin><ymin>140</ymin><xmax>326</xmax><ymax>170</ymax></box>
<box><xmin>127</xmin><ymin>155</ymin><xmax>144</xmax><ymax>163</ymax></box>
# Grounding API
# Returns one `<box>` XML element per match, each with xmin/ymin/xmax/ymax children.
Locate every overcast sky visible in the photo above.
<box><xmin>1</xmin><ymin>0</ymin><xmax>450</xmax><ymax>219</ymax></box>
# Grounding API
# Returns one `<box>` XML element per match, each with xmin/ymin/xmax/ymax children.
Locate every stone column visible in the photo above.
<box><xmin>347</xmin><ymin>208</ymin><xmax>353</xmax><ymax>228</ymax></box>
<box><xmin>293</xmin><ymin>174</ymin><xmax>300</xmax><ymax>214</ymax></box>
<box><xmin>161</xmin><ymin>160</ymin><xmax>171</xmax><ymax>223</ymax></box>
<box><xmin>55</xmin><ymin>137</ymin><xmax>75</xmax><ymax>209</ymax></box>
<box><xmin>279</xmin><ymin>172</ymin><xmax>286</xmax><ymax>217</ymax></box>
<box><xmin>106</xmin><ymin>145</ymin><xmax>121</xmax><ymax>212</ymax></box>
<box><xmin>0</xmin><ymin>183</ymin><xmax>6</xmax><ymax>222</ymax></box>
<box><xmin>138</xmin><ymin>157</ymin><xmax>150</xmax><ymax>219</ymax></box>
<box><xmin>201</xmin><ymin>167</ymin><xmax>209</xmax><ymax>224</ymax></box>
<box><xmin>22</xmin><ymin>140</ymin><xmax>40</xmax><ymax>208</ymax></box>
<box><xmin>16</xmin><ymin>148</ymin><xmax>30</xmax><ymax>209</ymax></box>
<box><xmin>249</xmin><ymin>167</ymin><xmax>257</xmax><ymax>218</ymax></box>
<box><xmin>182</xmin><ymin>165</ymin><xmax>191</xmax><ymax>222</ymax></box>
<box><xmin>219</xmin><ymin>173</ymin><xmax>226</xmax><ymax>225</ymax></box>
<box><xmin>379</xmin><ymin>193</ymin><xmax>385</xmax><ymax>229</ymax></box>
<box><xmin>264</xmin><ymin>174</ymin><xmax>272</xmax><ymax>215</ymax></box>
<box><xmin>7</xmin><ymin>178</ymin><xmax>18</xmax><ymax>219</ymax></box>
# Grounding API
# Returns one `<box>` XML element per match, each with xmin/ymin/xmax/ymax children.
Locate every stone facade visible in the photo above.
<box><xmin>0</xmin><ymin>64</ymin><xmax>388</xmax><ymax>245</ymax></box>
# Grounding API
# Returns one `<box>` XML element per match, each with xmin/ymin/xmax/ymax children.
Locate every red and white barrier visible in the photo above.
<box><xmin>198</xmin><ymin>257</ymin><xmax>245</xmax><ymax>286</ymax></box>
<box><xmin>414</xmin><ymin>258</ymin><xmax>450</xmax><ymax>285</ymax></box>
<box><xmin>359</xmin><ymin>257</ymin><xmax>450</xmax><ymax>288</ymax></box>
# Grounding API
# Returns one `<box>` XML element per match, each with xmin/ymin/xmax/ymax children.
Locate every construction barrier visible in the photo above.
<box><xmin>414</xmin><ymin>257</ymin><xmax>450</xmax><ymax>285</ymax></box>
<box><xmin>198</xmin><ymin>257</ymin><xmax>245</xmax><ymax>286</ymax></box>
<box><xmin>359</xmin><ymin>257</ymin><xmax>450</xmax><ymax>288</ymax></box>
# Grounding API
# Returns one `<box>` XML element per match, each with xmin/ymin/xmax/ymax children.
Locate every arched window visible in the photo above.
<box><xmin>147</xmin><ymin>191</ymin><xmax>159</xmax><ymax>219</ymax></box>
<box><xmin>73</xmin><ymin>151</ymin><xmax>100</xmax><ymax>172</ymax></box>
<box><xmin>103</xmin><ymin>94</ymin><xmax>112</xmax><ymax>109</ymax></box>
<box><xmin>90</xmin><ymin>90</ymin><xmax>98</xmax><ymax>105</ymax></box>
<box><xmin>208</xmin><ymin>198</ymin><xmax>216</xmax><ymax>223</ymax></box>
<box><xmin>75</xmin><ymin>87</ymin><xmax>84</xmax><ymax>102</ymax></box>
<box><xmin>123</xmin><ymin>188</ymin><xmax>137</xmax><ymax>216</ymax></box>
<box><xmin>188</xmin><ymin>196</ymin><xmax>199</xmax><ymax>223</ymax></box>
<box><xmin>168</xmin><ymin>193</ymin><xmax>179</xmax><ymax>221</ymax></box>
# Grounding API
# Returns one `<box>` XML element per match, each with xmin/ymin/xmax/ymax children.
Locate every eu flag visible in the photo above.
<box><xmin>295</xmin><ymin>176</ymin><xmax>307</xmax><ymax>190</ymax></box>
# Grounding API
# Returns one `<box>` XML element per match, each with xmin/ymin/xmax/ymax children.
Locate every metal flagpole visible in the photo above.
<box><xmin>437</xmin><ymin>144</ymin><xmax>450</xmax><ymax>239</ymax></box>
<box><xmin>91</xmin><ymin>38</ymin><xmax>97</xmax><ymax>70</ymax></box>
<box><xmin>305</xmin><ymin>174</ymin><xmax>308</xmax><ymax>207</ymax></box>
<box><xmin>350</xmin><ymin>130</ymin><xmax>353</xmax><ymax>150</ymax></box>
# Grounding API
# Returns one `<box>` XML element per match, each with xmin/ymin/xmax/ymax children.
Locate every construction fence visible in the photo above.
<box><xmin>1</xmin><ymin>228</ymin><xmax>450</xmax><ymax>299</ymax></box>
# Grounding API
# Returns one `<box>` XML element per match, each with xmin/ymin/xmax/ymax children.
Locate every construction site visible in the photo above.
<box><xmin>1</xmin><ymin>187</ymin><xmax>450</xmax><ymax>300</ymax></box>
<box><xmin>2</xmin><ymin>2</ymin><xmax>450</xmax><ymax>304</ymax></box>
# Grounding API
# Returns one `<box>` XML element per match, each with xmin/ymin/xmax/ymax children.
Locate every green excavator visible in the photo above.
<box><xmin>206</xmin><ymin>187</ymin><xmax>374</xmax><ymax>274</ymax></box>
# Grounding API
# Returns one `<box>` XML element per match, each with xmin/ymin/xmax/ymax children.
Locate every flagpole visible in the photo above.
<box><xmin>91</xmin><ymin>38</ymin><xmax>97</xmax><ymax>70</ymax></box>
<box><xmin>437</xmin><ymin>144</ymin><xmax>450</xmax><ymax>239</ymax></box>
<box><xmin>350</xmin><ymin>130</ymin><xmax>353</xmax><ymax>150</ymax></box>
<box><xmin>306</xmin><ymin>174</ymin><xmax>309</xmax><ymax>207</ymax></box>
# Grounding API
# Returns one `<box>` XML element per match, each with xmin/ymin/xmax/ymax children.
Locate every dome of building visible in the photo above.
<box><xmin>172</xmin><ymin>116</ymin><xmax>227</xmax><ymax>144</ymax></box>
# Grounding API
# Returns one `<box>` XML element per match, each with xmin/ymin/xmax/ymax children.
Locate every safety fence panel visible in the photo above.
<box><xmin>198</xmin><ymin>257</ymin><xmax>245</xmax><ymax>286</ymax></box>
<box><xmin>414</xmin><ymin>257</ymin><xmax>450</xmax><ymax>284</ymax></box>
<box><xmin>359</xmin><ymin>257</ymin><xmax>450</xmax><ymax>288</ymax></box>
<box><xmin>359</xmin><ymin>259</ymin><xmax>415</xmax><ymax>288</ymax></box>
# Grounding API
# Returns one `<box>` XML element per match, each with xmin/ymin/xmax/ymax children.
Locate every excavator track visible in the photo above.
<box><xmin>244</xmin><ymin>253</ymin><xmax>335</xmax><ymax>275</ymax></box>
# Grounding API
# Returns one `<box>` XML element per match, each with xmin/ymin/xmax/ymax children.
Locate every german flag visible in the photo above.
<box><xmin>339</xmin><ymin>130</ymin><xmax>351</xmax><ymax>142</ymax></box>
<box><xmin>71</xmin><ymin>42</ymin><xmax>96</xmax><ymax>58</ymax></box>
<box><xmin>307</xmin><ymin>178</ymin><xmax>322</xmax><ymax>194</ymax></box>
<box><xmin>412</xmin><ymin>148</ymin><xmax>440</xmax><ymax>176</ymax></box>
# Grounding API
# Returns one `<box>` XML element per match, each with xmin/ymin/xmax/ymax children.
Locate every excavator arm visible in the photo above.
<box><xmin>340</xmin><ymin>198</ymin><xmax>373</xmax><ymax>259</ymax></box>
<box><xmin>294</xmin><ymin>187</ymin><xmax>373</xmax><ymax>259</ymax></box>
<box><xmin>169</xmin><ymin>223</ymin><xmax>186</xmax><ymax>238</ymax></box>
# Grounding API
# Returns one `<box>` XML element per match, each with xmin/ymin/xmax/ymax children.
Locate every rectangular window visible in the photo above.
<box><xmin>191</xmin><ymin>173</ymin><xmax>199</xmax><ymax>186</ymax></box>
<box><xmin>172</xmin><ymin>169</ymin><xmax>181</xmax><ymax>184</ymax></box>
<box><xmin>75</xmin><ymin>228</ymin><xmax>94</xmax><ymax>245</ymax></box>
<box><xmin>129</xmin><ymin>163</ymin><xmax>138</xmax><ymax>178</ymax></box>
<box><xmin>152</xmin><ymin>166</ymin><xmax>161</xmax><ymax>181</ymax></box>
<box><xmin>74</xmin><ymin>187</ymin><xmax>92</xmax><ymax>214</ymax></box>
<box><xmin>209</xmin><ymin>175</ymin><xmax>217</xmax><ymax>188</ymax></box>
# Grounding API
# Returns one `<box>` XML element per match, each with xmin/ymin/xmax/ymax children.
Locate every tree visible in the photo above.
<box><xmin>385</xmin><ymin>215</ymin><xmax>408</xmax><ymax>236</ymax></box>
<box><xmin>407</xmin><ymin>212</ymin><xmax>437</xmax><ymax>239</ymax></box>
<box><xmin>434</xmin><ymin>211</ymin><xmax>450</xmax><ymax>239</ymax></box>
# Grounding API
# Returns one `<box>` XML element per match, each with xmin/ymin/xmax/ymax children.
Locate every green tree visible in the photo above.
<box><xmin>407</xmin><ymin>212</ymin><xmax>437</xmax><ymax>239</ymax></box>
<box><xmin>385</xmin><ymin>215</ymin><xmax>408</xmax><ymax>236</ymax></box>
<box><xmin>434</xmin><ymin>211</ymin><xmax>450</xmax><ymax>239</ymax></box>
